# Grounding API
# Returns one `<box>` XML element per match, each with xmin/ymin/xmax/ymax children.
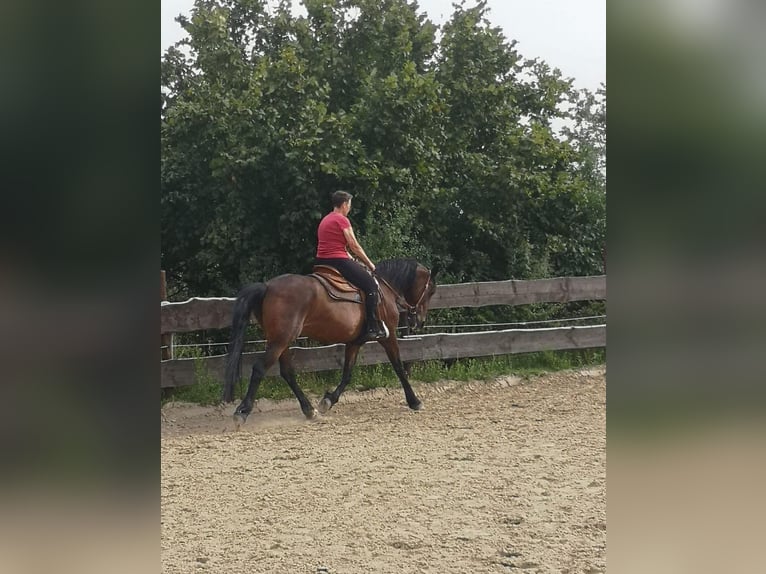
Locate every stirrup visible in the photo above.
<box><xmin>365</xmin><ymin>321</ymin><xmax>389</xmax><ymax>341</ymax></box>
<box><xmin>373</xmin><ymin>322</ymin><xmax>390</xmax><ymax>339</ymax></box>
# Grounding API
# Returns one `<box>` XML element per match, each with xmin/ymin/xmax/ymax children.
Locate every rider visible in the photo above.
<box><xmin>315</xmin><ymin>190</ymin><xmax>388</xmax><ymax>342</ymax></box>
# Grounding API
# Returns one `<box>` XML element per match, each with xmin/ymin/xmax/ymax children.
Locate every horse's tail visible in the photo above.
<box><xmin>223</xmin><ymin>283</ymin><xmax>267</xmax><ymax>403</ymax></box>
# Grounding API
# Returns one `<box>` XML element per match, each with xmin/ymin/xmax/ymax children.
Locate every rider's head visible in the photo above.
<box><xmin>331</xmin><ymin>190</ymin><xmax>353</xmax><ymax>208</ymax></box>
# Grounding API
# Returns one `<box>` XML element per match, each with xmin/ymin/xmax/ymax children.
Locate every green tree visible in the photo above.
<box><xmin>161</xmin><ymin>0</ymin><xmax>606</xmax><ymax>299</ymax></box>
<box><xmin>425</xmin><ymin>0</ymin><xmax>597</xmax><ymax>282</ymax></box>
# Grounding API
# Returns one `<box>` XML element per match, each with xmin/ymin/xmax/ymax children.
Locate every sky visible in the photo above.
<box><xmin>161</xmin><ymin>0</ymin><xmax>605</xmax><ymax>92</ymax></box>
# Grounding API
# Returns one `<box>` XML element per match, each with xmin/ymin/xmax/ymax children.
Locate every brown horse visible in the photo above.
<box><xmin>223</xmin><ymin>258</ymin><xmax>437</xmax><ymax>422</ymax></box>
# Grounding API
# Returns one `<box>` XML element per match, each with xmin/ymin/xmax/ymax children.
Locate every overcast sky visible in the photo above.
<box><xmin>161</xmin><ymin>0</ymin><xmax>605</xmax><ymax>91</ymax></box>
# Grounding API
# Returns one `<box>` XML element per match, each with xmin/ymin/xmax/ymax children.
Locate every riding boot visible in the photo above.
<box><xmin>363</xmin><ymin>290</ymin><xmax>388</xmax><ymax>341</ymax></box>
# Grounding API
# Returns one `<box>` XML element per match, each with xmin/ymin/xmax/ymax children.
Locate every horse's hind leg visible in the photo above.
<box><xmin>279</xmin><ymin>351</ymin><xmax>317</xmax><ymax>419</ymax></box>
<box><xmin>381</xmin><ymin>340</ymin><xmax>423</xmax><ymax>411</ymax></box>
<box><xmin>235</xmin><ymin>344</ymin><xmax>282</xmax><ymax>423</ymax></box>
<box><xmin>318</xmin><ymin>343</ymin><xmax>362</xmax><ymax>414</ymax></box>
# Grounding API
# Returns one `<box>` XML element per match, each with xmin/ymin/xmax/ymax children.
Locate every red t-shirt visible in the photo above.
<box><xmin>316</xmin><ymin>211</ymin><xmax>351</xmax><ymax>259</ymax></box>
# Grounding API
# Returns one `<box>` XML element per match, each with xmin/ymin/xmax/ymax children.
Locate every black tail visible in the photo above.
<box><xmin>223</xmin><ymin>283</ymin><xmax>268</xmax><ymax>402</ymax></box>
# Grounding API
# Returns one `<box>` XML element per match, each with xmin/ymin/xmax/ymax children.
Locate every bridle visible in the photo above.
<box><xmin>410</xmin><ymin>269</ymin><xmax>432</xmax><ymax>313</ymax></box>
<box><xmin>376</xmin><ymin>268</ymin><xmax>432</xmax><ymax>324</ymax></box>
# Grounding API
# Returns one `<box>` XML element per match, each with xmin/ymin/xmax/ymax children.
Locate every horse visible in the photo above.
<box><xmin>223</xmin><ymin>258</ymin><xmax>437</xmax><ymax>423</ymax></box>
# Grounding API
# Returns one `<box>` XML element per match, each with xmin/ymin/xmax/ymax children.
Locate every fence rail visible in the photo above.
<box><xmin>161</xmin><ymin>325</ymin><xmax>605</xmax><ymax>388</ymax></box>
<box><xmin>160</xmin><ymin>275</ymin><xmax>606</xmax><ymax>335</ymax></box>
<box><xmin>160</xmin><ymin>275</ymin><xmax>606</xmax><ymax>388</ymax></box>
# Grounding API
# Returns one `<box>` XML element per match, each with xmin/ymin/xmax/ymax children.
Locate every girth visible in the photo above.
<box><xmin>309</xmin><ymin>265</ymin><xmax>363</xmax><ymax>303</ymax></box>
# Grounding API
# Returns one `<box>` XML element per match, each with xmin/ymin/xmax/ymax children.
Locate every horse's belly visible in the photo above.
<box><xmin>300</xmin><ymin>304</ymin><xmax>364</xmax><ymax>344</ymax></box>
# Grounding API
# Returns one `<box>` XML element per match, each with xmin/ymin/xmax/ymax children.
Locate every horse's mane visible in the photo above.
<box><xmin>376</xmin><ymin>258</ymin><xmax>421</xmax><ymax>294</ymax></box>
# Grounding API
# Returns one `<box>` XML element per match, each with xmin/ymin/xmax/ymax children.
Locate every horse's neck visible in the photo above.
<box><xmin>378</xmin><ymin>276</ymin><xmax>407</xmax><ymax>304</ymax></box>
<box><xmin>382</xmin><ymin>277</ymin><xmax>423</xmax><ymax>316</ymax></box>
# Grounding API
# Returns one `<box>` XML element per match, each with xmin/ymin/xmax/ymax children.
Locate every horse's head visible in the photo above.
<box><xmin>376</xmin><ymin>259</ymin><xmax>438</xmax><ymax>333</ymax></box>
<box><xmin>404</xmin><ymin>265</ymin><xmax>437</xmax><ymax>331</ymax></box>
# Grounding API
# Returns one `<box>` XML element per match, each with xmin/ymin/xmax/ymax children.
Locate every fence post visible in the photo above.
<box><xmin>161</xmin><ymin>270</ymin><xmax>174</xmax><ymax>361</ymax></box>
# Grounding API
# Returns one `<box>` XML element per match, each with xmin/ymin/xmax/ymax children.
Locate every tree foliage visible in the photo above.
<box><xmin>161</xmin><ymin>0</ymin><xmax>605</xmax><ymax>297</ymax></box>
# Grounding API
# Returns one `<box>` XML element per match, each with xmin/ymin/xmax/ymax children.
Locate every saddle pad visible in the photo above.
<box><xmin>311</xmin><ymin>265</ymin><xmax>361</xmax><ymax>292</ymax></box>
<box><xmin>310</xmin><ymin>267</ymin><xmax>363</xmax><ymax>303</ymax></box>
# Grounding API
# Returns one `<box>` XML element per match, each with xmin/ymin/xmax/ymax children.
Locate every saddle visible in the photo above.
<box><xmin>309</xmin><ymin>265</ymin><xmax>363</xmax><ymax>303</ymax></box>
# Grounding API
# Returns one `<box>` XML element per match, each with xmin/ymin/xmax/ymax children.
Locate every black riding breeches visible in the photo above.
<box><xmin>314</xmin><ymin>258</ymin><xmax>378</xmax><ymax>295</ymax></box>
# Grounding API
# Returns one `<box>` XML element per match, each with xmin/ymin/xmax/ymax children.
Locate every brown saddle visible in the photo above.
<box><xmin>309</xmin><ymin>265</ymin><xmax>363</xmax><ymax>303</ymax></box>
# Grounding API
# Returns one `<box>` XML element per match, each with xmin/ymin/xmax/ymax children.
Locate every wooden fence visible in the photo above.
<box><xmin>160</xmin><ymin>275</ymin><xmax>606</xmax><ymax>388</ymax></box>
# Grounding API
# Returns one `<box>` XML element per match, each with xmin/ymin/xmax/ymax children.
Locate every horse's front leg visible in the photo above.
<box><xmin>381</xmin><ymin>339</ymin><xmax>422</xmax><ymax>411</ymax></box>
<box><xmin>318</xmin><ymin>343</ymin><xmax>362</xmax><ymax>413</ymax></box>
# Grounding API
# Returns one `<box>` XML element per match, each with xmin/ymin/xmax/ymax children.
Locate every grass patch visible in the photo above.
<box><xmin>162</xmin><ymin>348</ymin><xmax>605</xmax><ymax>406</ymax></box>
<box><xmin>161</xmin><ymin>355</ymin><xmax>228</xmax><ymax>406</ymax></box>
<box><xmin>409</xmin><ymin>348</ymin><xmax>604</xmax><ymax>383</ymax></box>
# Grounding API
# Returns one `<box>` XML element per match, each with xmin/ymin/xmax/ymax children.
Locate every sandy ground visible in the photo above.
<box><xmin>161</xmin><ymin>368</ymin><xmax>605</xmax><ymax>574</ymax></box>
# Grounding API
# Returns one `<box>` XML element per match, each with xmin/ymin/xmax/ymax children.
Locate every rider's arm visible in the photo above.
<box><xmin>343</xmin><ymin>227</ymin><xmax>376</xmax><ymax>272</ymax></box>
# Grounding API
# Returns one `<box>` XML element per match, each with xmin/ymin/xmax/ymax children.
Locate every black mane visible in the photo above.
<box><xmin>376</xmin><ymin>258</ymin><xmax>421</xmax><ymax>295</ymax></box>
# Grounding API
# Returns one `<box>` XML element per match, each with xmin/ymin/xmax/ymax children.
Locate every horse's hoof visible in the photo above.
<box><xmin>317</xmin><ymin>397</ymin><xmax>333</xmax><ymax>414</ymax></box>
<box><xmin>233</xmin><ymin>412</ymin><xmax>248</xmax><ymax>428</ymax></box>
<box><xmin>304</xmin><ymin>408</ymin><xmax>318</xmax><ymax>420</ymax></box>
<box><xmin>409</xmin><ymin>401</ymin><xmax>424</xmax><ymax>412</ymax></box>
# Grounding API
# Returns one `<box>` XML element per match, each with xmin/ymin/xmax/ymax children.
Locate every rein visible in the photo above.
<box><xmin>376</xmin><ymin>268</ymin><xmax>431</xmax><ymax>318</ymax></box>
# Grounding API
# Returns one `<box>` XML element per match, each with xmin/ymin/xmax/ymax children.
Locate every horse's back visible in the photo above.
<box><xmin>260</xmin><ymin>272</ymin><xmax>364</xmax><ymax>344</ymax></box>
<box><xmin>263</xmin><ymin>273</ymin><xmax>323</xmax><ymax>307</ymax></box>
